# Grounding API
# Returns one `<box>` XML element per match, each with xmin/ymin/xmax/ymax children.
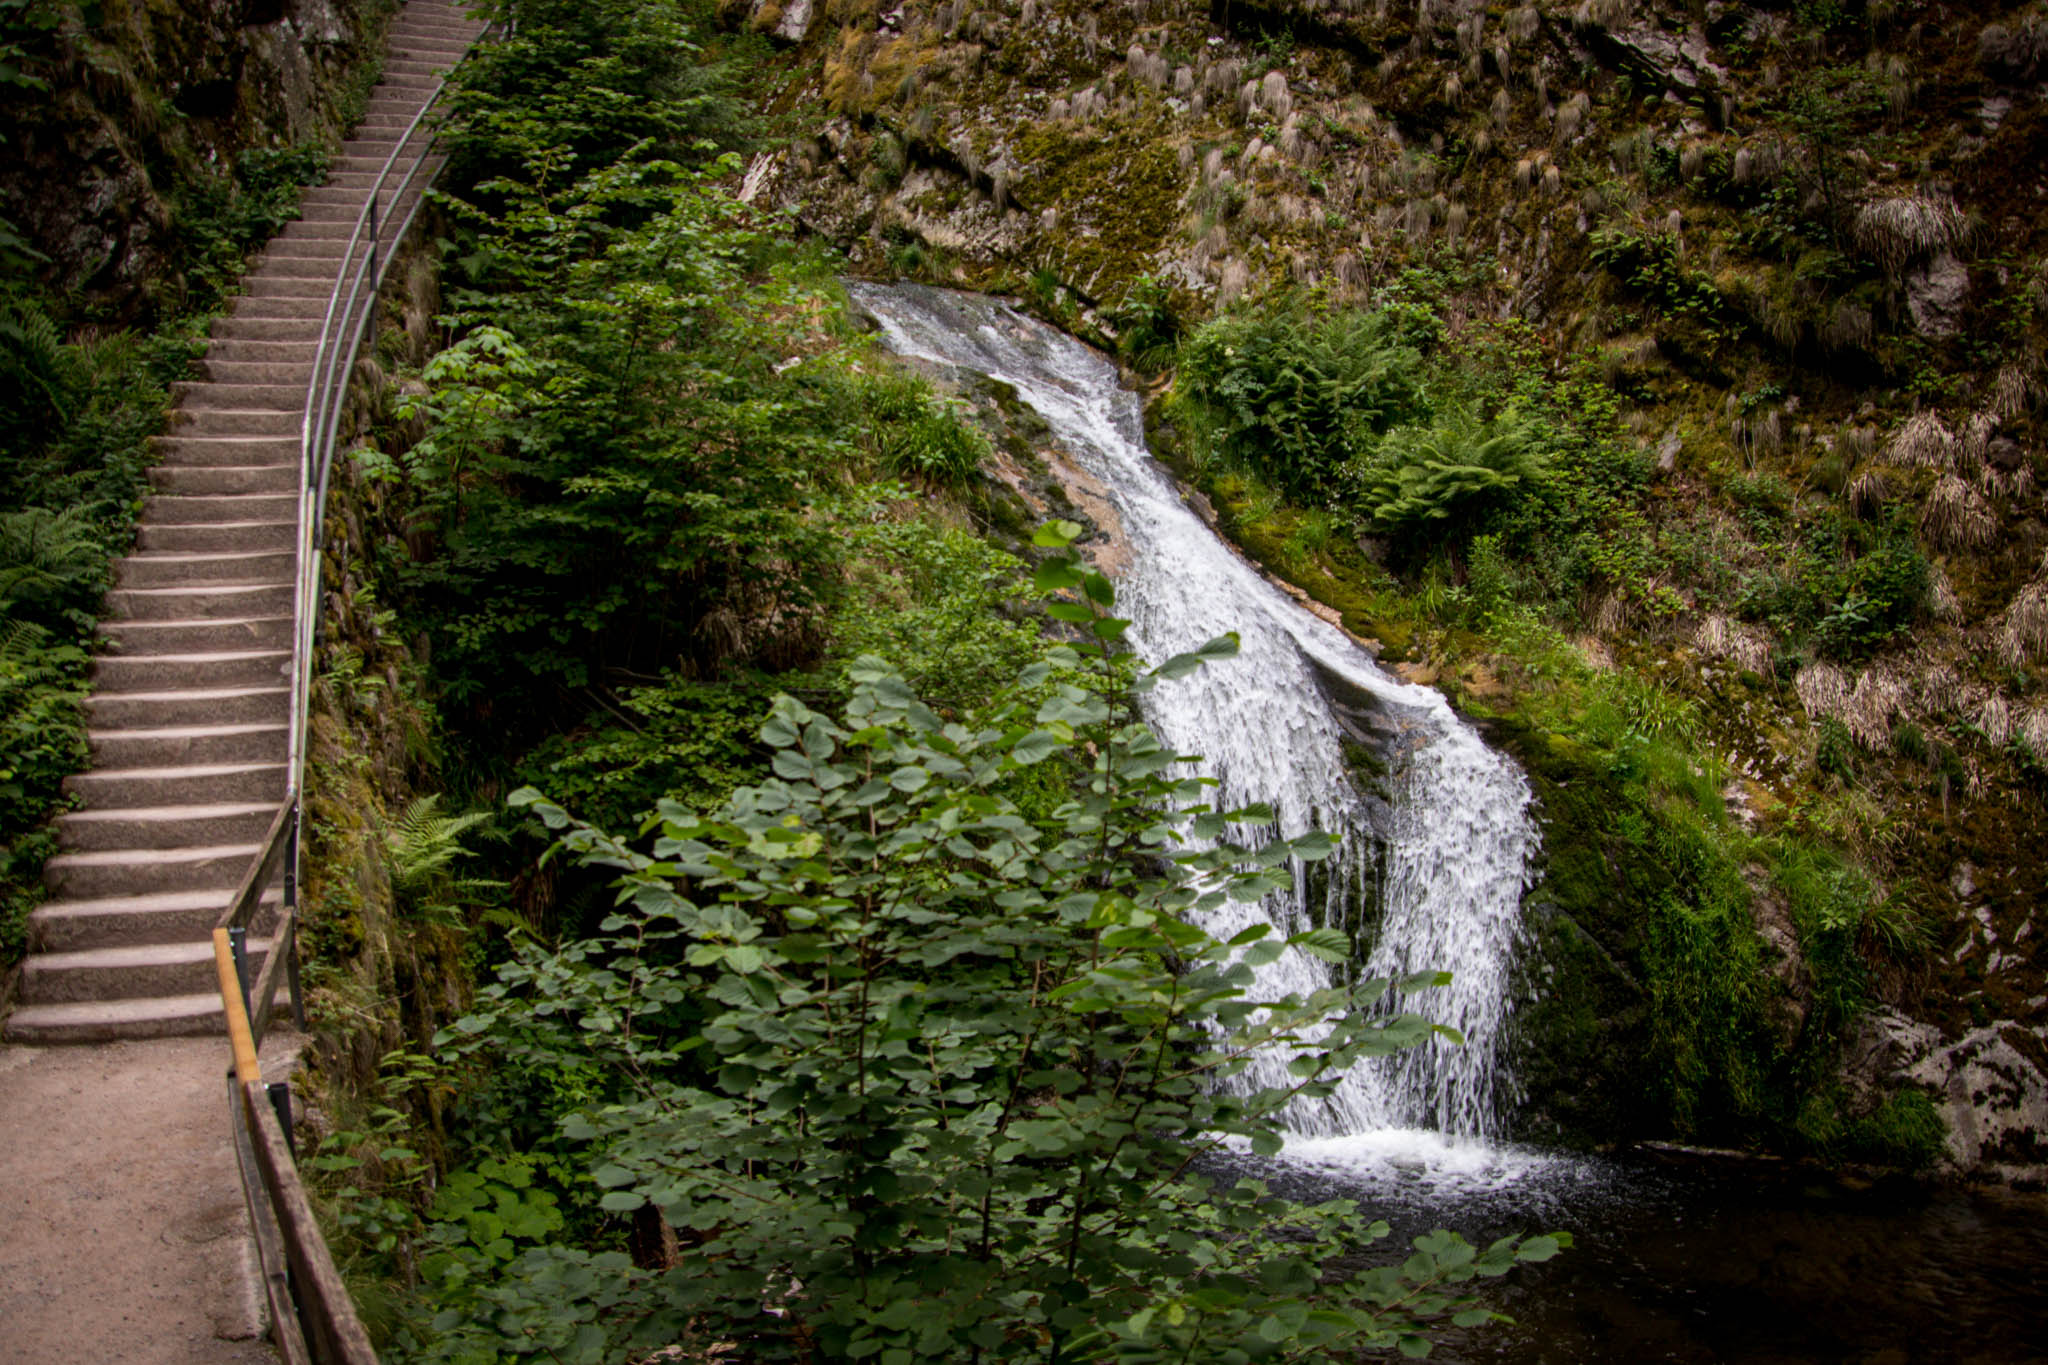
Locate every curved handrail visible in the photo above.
<box><xmin>210</xmin><ymin>14</ymin><xmax>491</xmax><ymax>1360</ymax></box>
<box><xmin>292</xmin><ymin>71</ymin><xmax>461</xmax><ymax>790</ymax></box>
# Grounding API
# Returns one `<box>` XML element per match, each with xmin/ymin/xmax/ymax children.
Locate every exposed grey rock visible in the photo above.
<box><xmin>1906</xmin><ymin>252</ymin><xmax>1970</xmax><ymax>337</ymax></box>
<box><xmin>1843</xmin><ymin>1008</ymin><xmax>2048</xmax><ymax>1181</ymax></box>
<box><xmin>1657</xmin><ymin>430</ymin><xmax>1683</xmax><ymax>472</ymax></box>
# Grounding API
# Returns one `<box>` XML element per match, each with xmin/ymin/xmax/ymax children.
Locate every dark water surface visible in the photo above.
<box><xmin>1238</xmin><ymin>1138</ymin><xmax>2048</xmax><ymax>1364</ymax></box>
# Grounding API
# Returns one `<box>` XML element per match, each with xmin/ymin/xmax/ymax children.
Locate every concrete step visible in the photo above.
<box><xmin>3</xmin><ymin>993</ymin><xmax>227</xmax><ymax>1043</ymax></box>
<box><xmin>23</xmin><ymin>937</ymin><xmax>272</xmax><ymax>1004</ymax></box>
<box><xmin>45</xmin><ymin>843</ymin><xmax>260</xmax><ymax>898</ymax></box>
<box><xmin>133</xmin><ymin>520</ymin><xmax>296</xmax><ymax>554</ymax></box>
<box><xmin>84</xmin><ymin>685</ymin><xmax>289</xmax><ymax>729</ymax></box>
<box><xmin>253</xmin><ymin>258</ymin><xmax>345</xmax><ymax>283</ymax></box>
<box><xmin>239</xmin><ymin>276</ymin><xmax>336</xmax><ymax>301</ymax></box>
<box><xmin>56</xmin><ymin>802</ymin><xmax>280</xmax><ymax>853</ymax></box>
<box><xmin>300</xmin><ymin>184</ymin><xmax>430</xmax><ymax>210</ymax></box>
<box><xmin>103</xmin><ymin>582</ymin><xmax>295</xmax><ymax>622</ymax></box>
<box><xmin>29</xmin><ymin>887</ymin><xmax>280</xmax><ymax>953</ymax></box>
<box><xmin>392</xmin><ymin>20</ymin><xmax>481</xmax><ymax>37</ymax></box>
<box><xmin>98</xmin><ymin>615</ymin><xmax>294</xmax><ymax>655</ymax></box>
<box><xmin>320</xmin><ymin>170</ymin><xmax>404</xmax><ymax>189</ymax></box>
<box><xmin>91</xmin><ymin>649</ymin><xmax>291</xmax><ymax>692</ymax></box>
<box><xmin>151</xmin><ymin>434</ymin><xmax>299</xmax><ymax>467</ymax></box>
<box><xmin>88</xmin><ymin>723</ymin><xmax>289</xmax><ymax>768</ymax></box>
<box><xmin>382</xmin><ymin>59</ymin><xmax>462</xmax><ymax>77</ymax></box>
<box><xmin>103</xmin><ymin>583</ymin><xmax>294</xmax><ymax>629</ymax></box>
<box><xmin>115</xmin><ymin>549</ymin><xmax>295</xmax><ymax>587</ymax></box>
<box><xmin>333</xmin><ymin>146</ymin><xmax>411</xmax><ymax>168</ymax></box>
<box><xmin>209</xmin><ymin>315</ymin><xmax>324</xmax><ymax>342</ymax></box>
<box><xmin>202</xmin><ymin>338</ymin><xmax>321</xmax><ymax>364</ymax></box>
<box><xmin>172</xmin><ymin>378</ymin><xmax>307</xmax><ymax>407</ymax></box>
<box><xmin>144</xmin><ymin>465</ymin><xmax>296</xmax><ymax>497</ymax></box>
<box><xmin>198</xmin><ymin>356</ymin><xmax>315</xmax><ymax>384</ymax></box>
<box><xmin>224</xmin><ymin>292</ymin><xmax>335</xmax><ymax>319</ymax></box>
<box><xmin>364</xmin><ymin>73</ymin><xmax>443</xmax><ymax>92</ymax></box>
<box><xmin>34</xmin><ymin>890</ymin><xmax>279</xmax><ymax>960</ymax></box>
<box><xmin>166</xmin><ymin>406</ymin><xmax>299</xmax><ymax>436</ymax></box>
<box><xmin>65</xmin><ymin>761</ymin><xmax>289</xmax><ymax>809</ymax></box>
<box><xmin>278</xmin><ymin>219</ymin><xmax>365</xmax><ymax>242</ymax></box>
<box><xmin>141</xmin><ymin>492</ymin><xmax>298</xmax><ymax>525</ymax></box>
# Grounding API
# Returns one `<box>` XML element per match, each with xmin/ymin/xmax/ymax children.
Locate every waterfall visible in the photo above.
<box><xmin>849</xmin><ymin>283</ymin><xmax>1540</xmax><ymax>1142</ymax></box>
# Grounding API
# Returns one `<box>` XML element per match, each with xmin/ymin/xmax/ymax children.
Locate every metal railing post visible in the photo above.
<box><xmin>284</xmin><ymin>803</ymin><xmax>307</xmax><ymax>1030</ymax></box>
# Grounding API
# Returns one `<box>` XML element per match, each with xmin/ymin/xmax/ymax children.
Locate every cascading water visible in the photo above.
<box><xmin>849</xmin><ymin>282</ymin><xmax>1539</xmax><ymax>1145</ymax></box>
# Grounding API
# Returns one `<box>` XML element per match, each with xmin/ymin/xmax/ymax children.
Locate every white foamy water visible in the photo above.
<box><xmin>849</xmin><ymin>283</ymin><xmax>1540</xmax><ymax>1141</ymax></box>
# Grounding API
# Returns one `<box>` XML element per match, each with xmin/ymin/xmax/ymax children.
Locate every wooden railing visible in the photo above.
<box><xmin>214</xmin><ymin>927</ymin><xmax>378</xmax><ymax>1365</ymax></box>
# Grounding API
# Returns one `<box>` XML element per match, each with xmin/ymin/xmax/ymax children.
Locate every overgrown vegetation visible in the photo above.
<box><xmin>333</xmin><ymin>527</ymin><xmax>1570</xmax><ymax>1361</ymax></box>
<box><xmin>1157</xmin><ymin>274</ymin><xmax>1947</xmax><ymax>1153</ymax></box>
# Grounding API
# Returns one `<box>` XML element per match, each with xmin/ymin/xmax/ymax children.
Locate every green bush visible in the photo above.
<box><xmin>856</xmin><ymin>370</ymin><xmax>992</xmax><ymax>486</ymax></box>
<box><xmin>1345</xmin><ymin>410</ymin><xmax>1548</xmax><ymax>541</ymax></box>
<box><xmin>1106</xmin><ymin>274</ymin><xmax>1181</xmax><ymax>370</ymax></box>
<box><xmin>414</xmin><ymin>532</ymin><xmax>1567</xmax><ymax>1362</ymax></box>
<box><xmin>827</xmin><ymin>507</ymin><xmax>1042</xmax><ymax>703</ymax></box>
<box><xmin>1177</xmin><ymin>298</ymin><xmax>1427</xmax><ymax>499</ymax></box>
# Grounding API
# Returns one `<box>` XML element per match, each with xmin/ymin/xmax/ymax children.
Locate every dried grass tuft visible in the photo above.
<box><xmin>1920</xmin><ymin>473</ymin><xmax>1998</xmax><ymax>550</ymax></box>
<box><xmin>1919</xmin><ymin>663</ymin><xmax>1962</xmax><ymax>713</ymax></box>
<box><xmin>1854</xmin><ymin>192</ymin><xmax>1969</xmax><ymax>277</ymax></box>
<box><xmin>2020</xmin><ymin>705</ymin><xmax>2048</xmax><ymax>754</ymax></box>
<box><xmin>1927</xmin><ymin>561</ymin><xmax>1962</xmax><ymax>620</ymax></box>
<box><xmin>1696</xmin><ymin>613</ymin><xmax>1775</xmax><ymax>674</ymax></box>
<box><xmin>1975</xmin><ymin>690</ymin><xmax>2012</xmax><ymax>746</ymax></box>
<box><xmin>1796</xmin><ymin>661</ymin><xmax>1851</xmax><ymax>720</ymax></box>
<box><xmin>1822</xmin><ymin>301</ymin><xmax>1873</xmax><ymax>352</ymax></box>
<box><xmin>1844</xmin><ymin>666</ymin><xmax>1912</xmax><ymax>749</ymax></box>
<box><xmin>1962</xmin><ymin>410</ymin><xmax>1999</xmax><ymax>471</ymax></box>
<box><xmin>1884</xmin><ymin>409</ymin><xmax>1956</xmax><ymax>470</ymax></box>
<box><xmin>1847</xmin><ymin>467</ymin><xmax>1890</xmax><ymax>518</ymax></box>
<box><xmin>1996</xmin><ymin>578</ymin><xmax>2048</xmax><ymax>667</ymax></box>
<box><xmin>1991</xmin><ymin>361</ymin><xmax>2036</xmax><ymax>417</ymax></box>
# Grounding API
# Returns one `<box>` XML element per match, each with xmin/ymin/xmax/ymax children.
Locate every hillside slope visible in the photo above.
<box><xmin>740</xmin><ymin>0</ymin><xmax>2048</xmax><ymax>1177</ymax></box>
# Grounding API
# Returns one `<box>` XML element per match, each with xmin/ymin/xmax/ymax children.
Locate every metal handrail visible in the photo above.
<box><xmin>293</xmin><ymin>65</ymin><xmax>462</xmax><ymax>792</ymax></box>
<box><xmin>211</xmin><ymin>9</ymin><xmax>492</xmax><ymax>1359</ymax></box>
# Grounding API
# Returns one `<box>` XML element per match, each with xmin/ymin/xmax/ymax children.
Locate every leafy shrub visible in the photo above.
<box><xmin>828</xmin><ymin>507</ymin><xmax>1042</xmax><ymax>704</ymax></box>
<box><xmin>0</xmin><ymin>622</ymin><xmax>87</xmax><ymax>835</ymax></box>
<box><xmin>172</xmin><ymin>145</ymin><xmax>330</xmax><ymax>315</ymax></box>
<box><xmin>1105</xmin><ymin>274</ymin><xmax>1180</xmax><ymax>369</ymax></box>
<box><xmin>1346</xmin><ymin>410</ymin><xmax>1548</xmax><ymax>540</ymax></box>
<box><xmin>419</xmin><ymin>532</ymin><xmax>1567</xmax><ymax>1362</ymax></box>
<box><xmin>1812</xmin><ymin>535</ymin><xmax>1927</xmax><ymax>660</ymax></box>
<box><xmin>445</xmin><ymin>0</ymin><xmax>749</xmax><ymax>192</ymax></box>
<box><xmin>1177</xmin><ymin>298</ymin><xmax>1427</xmax><ymax>499</ymax></box>
<box><xmin>516</xmin><ymin>675</ymin><xmax>777</xmax><ymax>835</ymax></box>
<box><xmin>0</xmin><ymin>505</ymin><xmax>107</xmax><ymax>631</ymax></box>
<box><xmin>856</xmin><ymin>369</ymin><xmax>991</xmax><ymax>485</ymax></box>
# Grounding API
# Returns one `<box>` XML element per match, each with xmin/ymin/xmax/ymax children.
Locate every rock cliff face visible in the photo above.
<box><xmin>745</xmin><ymin>0</ymin><xmax>2048</xmax><ymax>1179</ymax></box>
<box><xmin>1</xmin><ymin>0</ymin><xmax>391</xmax><ymax>320</ymax></box>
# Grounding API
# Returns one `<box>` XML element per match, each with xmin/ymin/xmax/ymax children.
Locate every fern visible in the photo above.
<box><xmin>386</xmin><ymin>795</ymin><xmax>494</xmax><ymax>893</ymax></box>
<box><xmin>0</xmin><ymin>505</ymin><xmax>107</xmax><ymax>624</ymax></box>
<box><xmin>0</xmin><ymin>291</ymin><xmax>76</xmax><ymax>444</ymax></box>
<box><xmin>1352</xmin><ymin>411</ymin><xmax>1549</xmax><ymax>534</ymax></box>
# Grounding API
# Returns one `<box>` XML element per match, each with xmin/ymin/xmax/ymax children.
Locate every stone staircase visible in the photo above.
<box><xmin>5</xmin><ymin>0</ymin><xmax>485</xmax><ymax>1044</ymax></box>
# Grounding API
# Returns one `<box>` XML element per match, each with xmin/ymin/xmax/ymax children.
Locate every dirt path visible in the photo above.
<box><xmin>0</xmin><ymin>1033</ymin><xmax>303</xmax><ymax>1363</ymax></box>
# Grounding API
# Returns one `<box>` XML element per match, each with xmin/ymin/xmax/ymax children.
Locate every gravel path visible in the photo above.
<box><xmin>0</xmin><ymin>1034</ymin><xmax>303</xmax><ymax>1363</ymax></box>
